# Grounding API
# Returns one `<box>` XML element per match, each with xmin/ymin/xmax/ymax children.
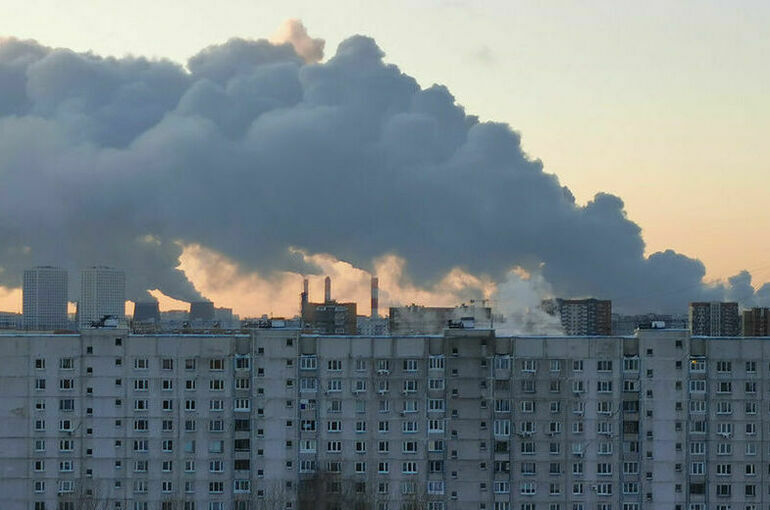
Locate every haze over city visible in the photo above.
<box><xmin>1</xmin><ymin>1</ymin><xmax>768</xmax><ymax>318</ymax></box>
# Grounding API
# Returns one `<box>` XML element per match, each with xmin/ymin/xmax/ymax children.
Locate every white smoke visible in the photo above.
<box><xmin>491</xmin><ymin>269</ymin><xmax>564</xmax><ymax>336</ymax></box>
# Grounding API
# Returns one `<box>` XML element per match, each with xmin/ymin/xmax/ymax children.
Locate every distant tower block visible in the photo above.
<box><xmin>189</xmin><ymin>301</ymin><xmax>215</xmax><ymax>321</ymax></box>
<box><xmin>79</xmin><ymin>266</ymin><xmax>126</xmax><ymax>328</ymax></box>
<box><xmin>133</xmin><ymin>302</ymin><xmax>160</xmax><ymax>323</ymax></box>
<box><xmin>23</xmin><ymin>266</ymin><xmax>69</xmax><ymax>330</ymax></box>
<box><xmin>324</xmin><ymin>276</ymin><xmax>332</xmax><ymax>303</ymax></box>
<box><xmin>371</xmin><ymin>276</ymin><xmax>379</xmax><ymax>318</ymax></box>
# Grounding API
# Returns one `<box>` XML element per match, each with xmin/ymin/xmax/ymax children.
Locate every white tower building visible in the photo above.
<box><xmin>22</xmin><ymin>266</ymin><xmax>68</xmax><ymax>330</ymax></box>
<box><xmin>78</xmin><ymin>266</ymin><xmax>126</xmax><ymax>327</ymax></box>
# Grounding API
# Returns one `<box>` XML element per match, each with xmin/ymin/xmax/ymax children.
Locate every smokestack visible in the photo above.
<box><xmin>324</xmin><ymin>276</ymin><xmax>332</xmax><ymax>302</ymax></box>
<box><xmin>371</xmin><ymin>276</ymin><xmax>379</xmax><ymax>318</ymax></box>
<box><xmin>301</xmin><ymin>278</ymin><xmax>309</xmax><ymax>308</ymax></box>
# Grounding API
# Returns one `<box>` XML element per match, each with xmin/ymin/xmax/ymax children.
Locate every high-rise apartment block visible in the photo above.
<box><xmin>4</xmin><ymin>326</ymin><xmax>770</xmax><ymax>510</ymax></box>
<box><xmin>689</xmin><ymin>301</ymin><xmax>740</xmax><ymax>336</ymax></box>
<box><xmin>22</xmin><ymin>266</ymin><xmax>68</xmax><ymax>330</ymax></box>
<box><xmin>742</xmin><ymin>307</ymin><xmax>770</xmax><ymax>336</ymax></box>
<box><xmin>79</xmin><ymin>266</ymin><xmax>126</xmax><ymax>328</ymax></box>
<box><xmin>544</xmin><ymin>298</ymin><xmax>612</xmax><ymax>335</ymax></box>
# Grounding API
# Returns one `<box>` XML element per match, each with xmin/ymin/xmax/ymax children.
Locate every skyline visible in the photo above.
<box><xmin>1</xmin><ymin>3</ymin><xmax>769</xmax><ymax>317</ymax></box>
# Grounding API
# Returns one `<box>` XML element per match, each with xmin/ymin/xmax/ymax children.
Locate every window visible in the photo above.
<box><xmin>428</xmin><ymin>356</ymin><xmax>445</xmax><ymax>370</ymax></box>
<box><xmin>428</xmin><ymin>378</ymin><xmax>444</xmax><ymax>390</ymax></box>
<box><xmin>494</xmin><ymin>356</ymin><xmax>511</xmax><ymax>370</ymax></box>
<box><xmin>403</xmin><ymin>359</ymin><xmax>418</xmax><ymax>372</ymax></box>
<box><xmin>716</xmin><ymin>442</ymin><xmax>732</xmax><ymax>455</ymax></box>
<box><xmin>717</xmin><ymin>381</ymin><xmax>732</xmax><ymax>393</ymax></box>
<box><xmin>597</xmin><ymin>360</ymin><xmax>613</xmax><ymax>372</ymax></box>
<box><xmin>623</xmin><ymin>358</ymin><xmax>639</xmax><ymax>371</ymax></box>
<box><xmin>597</xmin><ymin>400</ymin><xmax>613</xmax><ymax>414</ymax></box>
<box><xmin>209</xmin><ymin>359</ymin><xmax>224</xmax><ymax>371</ymax></box>
<box><xmin>521</xmin><ymin>360</ymin><xmax>537</xmax><ymax>372</ymax></box>
<box><xmin>689</xmin><ymin>380</ymin><xmax>706</xmax><ymax>393</ymax></box>
<box><xmin>716</xmin><ymin>361</ymin><xmax>732</xmax><ymax>373</ymax></box>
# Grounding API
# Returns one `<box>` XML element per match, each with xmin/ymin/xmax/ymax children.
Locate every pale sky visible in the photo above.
<box><xmin>1</xmin><ymin>0</ymin><xmax>769</xmax><ymax>315</ymax></box>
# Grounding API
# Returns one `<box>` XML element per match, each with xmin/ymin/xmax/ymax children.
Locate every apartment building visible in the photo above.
<box><xmin>689</xmin><ymin>302</ymin><xmax>740</xmax><ymax>336</ymax></box>
<box><xmin>543</xmin><ymin>298</ymin><xmax>612</xmax><ymax>336</ymax></box>
<box><xmin>22</xmin><ymin>266</ymin><xmax>68</xmax><ymax>331</ymax></box>
<box><xmin>742</xmin><ymin>307</ymin><xmax>770</xmax><ymax>336</ymax></box>
<box><xmin>3</xmin><ymin>327</ymin><xmax>770</xmax><ymax>510</ymax></box>
<box><xmin>78</xmin><ymin>266</ymin><xmax>126</xmax><ymax>328</ymax></box>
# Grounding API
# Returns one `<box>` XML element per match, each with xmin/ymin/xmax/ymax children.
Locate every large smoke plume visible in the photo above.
<box><xmin>0</xmin><ymin>22</ymin><xmax>767</xmax><ymax>311</ymax></box>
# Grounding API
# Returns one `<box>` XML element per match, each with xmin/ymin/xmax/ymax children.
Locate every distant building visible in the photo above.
<box><xmin>78</xmin><ymin>266</ymin><xmax>126</xmax><ymax>328</ymax></box>
<box><xmin>22</xmin><ymin>266</ymin><xmax>68</xmax><ymax>330</ymax></box>
<box><xmin>300</xmin><ymin>277</ymin><xmax>357</xmax><ymax>334</ymax></box>
<box><xmin>689</xmin><ymin>301</ymin><xmax>740</xmax><ymax>336</ymax></box>
<box><xmin>742</xmin><ymin>307</ymin><xmax>770</xmax><ymax>336</ymax></box>
<box><xmin>0</xmin><ymin>311</ymin><xmax>22</xmax><ymax>329</ymax></box>
<box><xmin>356</xmin><ymin>315</ymin><xmax>389</xmax><ymax>336</ymax></box>
<box><xmin>214</xmin><ymin>307</ymin><xmax>240</xmax><ymax>329</ymax></box>
<box><xmin>611</xmin><ymin>312</ymin><xmax>688</xmax><ymax>335</ymax></box>
<box><xmin>389</xmin><ymin>303</ymin><xmax>492</xmax><ymax>335</ymax></box>
<box><xmin>544</xmin><ymin>297</ymin><xmax>612</xmax><ymax>335</ymax></box>
<box><xmin>189</xmin><ymin>301</ymin><xmax>215</xmax><ymax>322</ymax></box>
<box><xmin>133</xmin><ymin>301</ymin><xmax>161</xmax><ymax>323</ymax></box>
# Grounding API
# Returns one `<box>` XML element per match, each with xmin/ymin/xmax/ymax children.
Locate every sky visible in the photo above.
<box><xmin>0</xmin><ymin>0</ymin><xmax>768</xmax><ymax>317</ymax></box>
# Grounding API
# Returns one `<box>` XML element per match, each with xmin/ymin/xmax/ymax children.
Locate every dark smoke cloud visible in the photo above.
<box><xmin>0</xmin><ymin>28</ymin><xmax>765</xmax><ymax>310</ymax></box>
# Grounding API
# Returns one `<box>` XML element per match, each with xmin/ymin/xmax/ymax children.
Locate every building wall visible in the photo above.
<box><xmin>3</xmin><ymin>328</ymin><xmax>770</xmax><ymax>510</ymax></box>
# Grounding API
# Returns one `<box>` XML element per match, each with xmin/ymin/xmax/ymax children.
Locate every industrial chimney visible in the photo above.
<box><xmin>324</xmin><ymin>276</ymin><xmax>332</xmax><ymax>303</ymax></box>
<box><xmin>301</xmin><ymin>278</ymin><xmax>309</xmax><ymax>309</ymax></box>
<box><xmin>371</xmin><ymin>276</ymin><xmax>379</xmax><ymax>318</ymax></box>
